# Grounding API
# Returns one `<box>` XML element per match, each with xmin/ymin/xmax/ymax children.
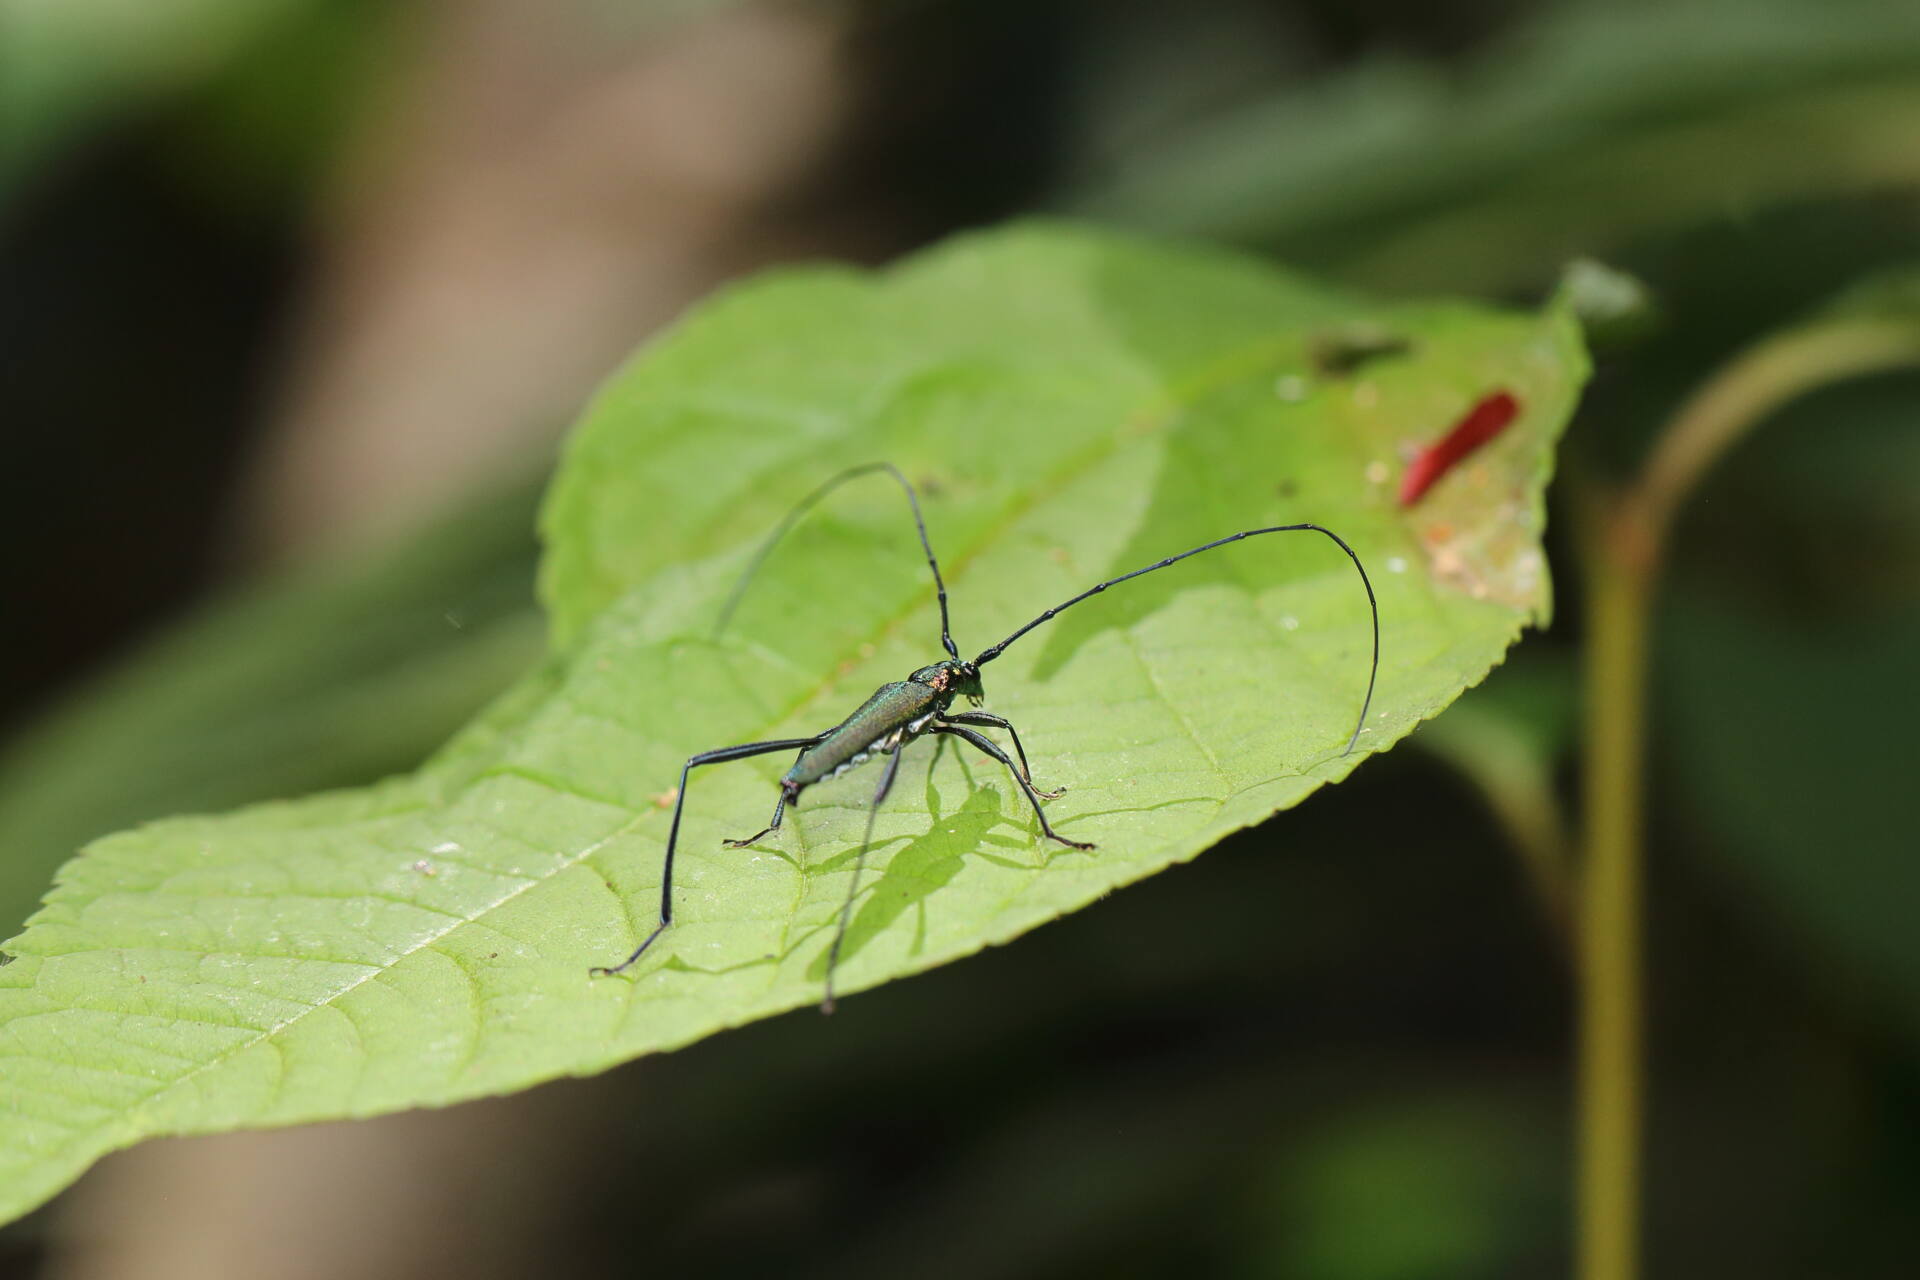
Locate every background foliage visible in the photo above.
<box><xmin>2</xmin><ymin>0</ymin><xmax>1916</xmax><ymax>1276</ymax></box>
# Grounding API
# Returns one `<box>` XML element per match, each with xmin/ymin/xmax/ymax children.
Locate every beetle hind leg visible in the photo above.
<box><xmin>724</xmin><ymin>787</ymin><xmax>790</xmax><ymax>848</ymax></box>
<box><xmin>723</xmin><ymin>752</ymin><xmax>808</xmax><ymax>848</ymax></box>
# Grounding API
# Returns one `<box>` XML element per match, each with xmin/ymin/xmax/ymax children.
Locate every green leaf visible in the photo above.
<box><xmin>0</xmin><ymin>222</ymin><xmax>1587</xmax><ymax>1224</ymax></box>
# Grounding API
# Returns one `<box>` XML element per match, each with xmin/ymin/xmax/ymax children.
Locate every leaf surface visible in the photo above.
<box><xmin>0</xmin><ymin>223</ymin><xmax>1586</xmax><ymax>1223</ymax></box>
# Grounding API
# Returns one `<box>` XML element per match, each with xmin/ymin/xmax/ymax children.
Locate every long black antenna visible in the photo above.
<box><xmin>973</xmin><ymin>524</ymin><xmax>1380</xmax><ymax>755</ymax></box>
<box><xmin>713</xmin><ymin>462</ymin><xmax>959</xmax><ymax>659</ymax></box>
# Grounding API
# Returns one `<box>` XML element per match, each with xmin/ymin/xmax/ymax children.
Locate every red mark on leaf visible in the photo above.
<box><xmin>1397</xmin><ymin>391</ymin><xmax>1521</xmax><ymax>507</ymax></box>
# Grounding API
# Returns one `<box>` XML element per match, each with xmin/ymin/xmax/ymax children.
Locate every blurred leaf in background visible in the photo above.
<box><xmin>1663</xmin><ymin>370</ymin><xmax>1920</xmax><ymax>1043</ymax></box>
<box><xmin>0</xmin><ymin>0</ymin><xmax>381</xmax><ymax>207</ymax></box>
<box><xmin>0</xmin><ymin>476</ymin><xmax>547</xmax><ymax>939</ymax></box>
<box><xmin>1068</xmin><ymin>0</ymin><xmax>1920</xmax><ymax>291</ymax></box>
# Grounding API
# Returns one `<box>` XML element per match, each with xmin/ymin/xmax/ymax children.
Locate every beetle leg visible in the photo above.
<box><xmin>931</xmin><ymin>724</ymin><xmax>1093</xmax><ymax>850</ymax></box>
<box><xmin>591</xmin><ymin>735</ymin><xmax>824</xmax><ymax>978</ymax></box>
<box><xmin>723</xmin><ymin>745</ymin><xmax>812</xmax><ymax>847</ymax></box>
<box><xmin>936</xmin><ymin>709</ymin><xmax>1065</xmax><ymax>799</ymax></box>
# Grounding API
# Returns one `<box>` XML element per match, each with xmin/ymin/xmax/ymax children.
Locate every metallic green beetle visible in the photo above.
<box><xmin>593</xmin><ymin>463</ymin><xmax>1379</xmax><ymax>1010</ymax></box>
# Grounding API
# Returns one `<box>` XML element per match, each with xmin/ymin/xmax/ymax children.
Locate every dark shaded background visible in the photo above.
<box><xmin>3</xmin><ymin>1</ymin><xmax>1917</xmax><ymax>1276</ymax></box>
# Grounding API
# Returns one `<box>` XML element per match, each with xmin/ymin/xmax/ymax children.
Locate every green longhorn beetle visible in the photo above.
<box><xmin>592</xmin><ymin>462</ymin><xmax>1380</xmax><ymax>1010</ymax></box>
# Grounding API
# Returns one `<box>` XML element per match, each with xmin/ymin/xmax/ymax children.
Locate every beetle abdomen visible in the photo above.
<box><xmin>786</xmin><ymin>679</ymin><xmax>943</xmax><ymax>790</ymax></box>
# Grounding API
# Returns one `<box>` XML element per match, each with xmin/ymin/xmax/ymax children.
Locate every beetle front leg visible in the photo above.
<box><xmin>937</xmin><ymin>710</ymin><xmax>1065</xmax><ymax>799</ymax></box>
<box><xmin>932</xmin><ymin>724</ymin><xmax>1092</xmax><ymax>850</ymax></box>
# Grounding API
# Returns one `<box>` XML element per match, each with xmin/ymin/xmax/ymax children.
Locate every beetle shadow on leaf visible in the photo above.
<box><xmin>658</xmin><ymin>951</ymin><xmax>781</xmax><ymax>978</ymax></box>
<box><xmin>803</xmin><ymin>780</ymin><xmax>1007</xmax><ymax>980</ymax></box>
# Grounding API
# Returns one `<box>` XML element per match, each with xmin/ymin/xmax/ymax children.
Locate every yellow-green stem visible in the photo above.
<box><xmin>1573</xmin><ymin>314</ymin><xmax>1920</xmax><ymax>1280</ymax></box>
<box><xmin>1577</xmin><ymin>503</ymin><xmax>1652</xmax><ymax>1280</ymax></box>
<box><xmin>1638</xmin><ymin>320</ymin><xmax>1920</xmax><ymax>548</ymax></box>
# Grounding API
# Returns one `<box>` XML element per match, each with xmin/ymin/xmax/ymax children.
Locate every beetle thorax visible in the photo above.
<box><xmin>909</xmin><ymin>658</ymin><xmax>985</xmax><ymax>706</ymax></box>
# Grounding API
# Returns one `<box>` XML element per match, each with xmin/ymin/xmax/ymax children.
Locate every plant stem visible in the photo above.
<box><xmin>1576</xmin><ymin>499</ymin><xmax>1651</xmax><ymax>1280</ymax></box>
<box><xmin>1573</xmin><ymin>313</ymin><xmax>1920</xmax><ymax>1280</ymax></box>
<box><xmin>1637</xmin><ymin>320</ymin><xmax>1920</xmax><ymax>549</ymax></box>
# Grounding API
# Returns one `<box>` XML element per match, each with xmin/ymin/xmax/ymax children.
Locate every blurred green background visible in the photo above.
<box><xmin>2</xmin><ymin>1</ymin><xmax>1915</xmax><ymax>1276</ymax></box>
